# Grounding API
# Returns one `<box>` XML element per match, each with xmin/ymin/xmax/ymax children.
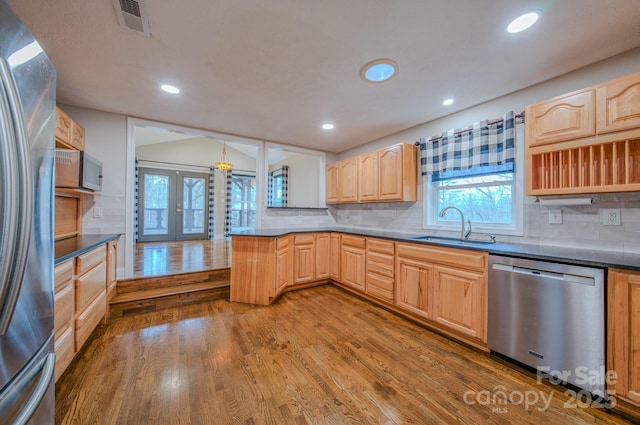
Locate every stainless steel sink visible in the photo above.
<box><xmin>411</xmin><ymin>235</ymin><xmax>495</xmax><ymax>245</ymax></box>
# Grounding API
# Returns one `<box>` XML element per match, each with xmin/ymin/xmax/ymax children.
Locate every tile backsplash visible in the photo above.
<box><xmin>329</xmin><ymin>189</ymin><xmax>640</xmax><ymax>254</ymax></box>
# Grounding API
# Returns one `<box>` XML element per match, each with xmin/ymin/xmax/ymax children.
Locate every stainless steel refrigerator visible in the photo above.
<box><xmin>0</xmin><ymin>1</ymin><xmax>56</xmax><ymax>424</ymax></box>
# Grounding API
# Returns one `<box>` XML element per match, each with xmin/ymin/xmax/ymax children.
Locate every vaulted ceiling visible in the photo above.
<box><xmin>8</xmin><ymin>0</ymin><xmax>640</xmax><ymax>152</ymax></box>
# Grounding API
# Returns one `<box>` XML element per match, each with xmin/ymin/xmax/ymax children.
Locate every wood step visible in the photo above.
<box><xmin>109</xmin><ymin>268</ymin><xmax>230</xmax><ymax>318</ymax></box>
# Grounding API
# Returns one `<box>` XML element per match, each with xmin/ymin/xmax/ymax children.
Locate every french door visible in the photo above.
<box><xmin>137</xmin><ymin>167</ymin><xmax>209</xmax><ymax>242</ymax></box>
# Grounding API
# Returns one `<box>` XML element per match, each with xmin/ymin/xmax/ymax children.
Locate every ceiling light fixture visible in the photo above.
<box><xmin>360</xmin><ymin>59</ymin><xmax>398</xmax><ymax>83</ymax></box>
<box><xmin>507</xmin><ymin>12</ymin><xmax>539</xmax><ymax>33</ymax></box>
<box><xmin>322</xmin><ymin>123</ymin><xmax>334</xmax><ymax>130</ymax></box>
<box><xmin>442</xmin><ymin>98</ymin><xmax>454</xmax><ymax>106</ymax></box>
<box><xmin>216</xmin><ymin>141</ymin><xmax>233</xmax><ymax>171</ymax></box>
<box><xmin>160</xmin><ymin>84</ymin><xmax>180</xmax><ymax>94</ymax></box>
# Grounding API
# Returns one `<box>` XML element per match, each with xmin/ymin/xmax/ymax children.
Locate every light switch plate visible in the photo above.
<box><xmin>601</xmin><ymin>209</ymin><xmax>621</xmax><ymax>226</ymax></box>
<box><xmin>93</xmin><ymin>207</ymin><xmax>103</xmax><ymax>218</ymax></box>
<box><xmin>548</xmin><ymin>209</ymin><xmax>562</xmax><ymax>224</ymax></box>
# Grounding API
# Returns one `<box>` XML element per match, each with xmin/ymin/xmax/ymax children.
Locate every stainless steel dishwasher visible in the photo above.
<box><xmin>488</xmin><ymin>255</ymin><xmax>606</xmax><ymax>396</ymax></box>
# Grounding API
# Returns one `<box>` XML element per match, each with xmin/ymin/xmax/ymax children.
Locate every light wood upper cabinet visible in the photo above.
<box><xmin>358</xmin><ymin>152</ymin><xmax>379</xmax><ymax>201</ymax></box>
<box><xmin>339</xmin><ymin>158</ymin><xmax>358</xmax><ymax>203</ymax></box>
<box><xmin>55</xmin><ymin>106</ymin><xmax>85</xmax><ymax>151</ymax></box>
<box><xmin>525</xmin><ymin>88</ymin><xmax>595</xmax><ymax>147</ymax></box>
<box><xmin>325</xmin><ymin>163</ymin><xmax>340</xmax><ymax>203</ymax></box>
<box><xmin>341</xmin><ymin>235</ymin><xmax>366</xmax><ymax>291</ymax></box>
<box><xmin>55</xmin><ymin>106</ymin><xmax>72</xmax><ymax>147</ymax></box>
<box><xmin>596</xmin><ymin>72</ymin><xmax>640</xmax><ymax>135</ymax></box>
<box><xmin>525</xmin><ymin>72</ymin><xmax>640</xmax><ymax>196</ymax></box>
<box><xmin>327</xmin><ymin>143</ymin><xmax>416</xmax><ymax>204</ymax></box>
<box><xmin>608</xmin><ymin>268</ymin><xmax>640</xmax><ymax>407</ymax></box>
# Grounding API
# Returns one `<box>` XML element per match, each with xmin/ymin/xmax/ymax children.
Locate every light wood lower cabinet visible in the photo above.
<box><xmin>276</xmin><ymin>236</ymin><xmax>292</xmax><ymax>294</ymax></box>
<box><xmin>432</xmin><ymin>265</ymin><xmax>486</xmax><ymax>341</ymax></box>
<box><xmin>107</xmin><ymin>240</ymin><xmax>118</xmax><ymax>301</ymax></box>
<box><xmin>396</xmin><ymin>255</ymin><xmax>433</xmax><ymax>320</ymax></box>
<box><xmin>315</xmin><ymin>233</ymin><xmax>331</xmax><ymax>280</ymax></box>
<box><xmin>329</xmin><ymin>233</ymin><xmax>341</xmax><ymax>281</ymax></box>
<box><xmin>396</xmin><ymin>242</ymin><xmax>487</xmax><ymax>344</ymax></box>
<box><xmin>54</xmin><ymin>259</ymin><xmax>74</xmax><ymax>382</ymax></box>
<box><xmin>293</xmin><ymin>234</ymin><xmax>315</xmax><ymax>284</ymax></box>
<box><xmin>608</xmin><ymin>268</ymin><xmax>640</xmax><ymax>407</ymax></box>
<box><xmin>366</xmin><ymin>238</ymin><xmax>394</xmax><ymax>304</ymax></box>
<box><xmin>230</xmin><ymin>236</ymin><xmax>277</xmax><ymax>305</ymax></box>
<box><xmin>54</xmin><ymin>239</ymin><xmax>114</xmax><ymax>381</ymax></box>
<box><xmin>341</xmin><ymin>235</ymin><xmax>366</xmax><ymax>291</ymax></box>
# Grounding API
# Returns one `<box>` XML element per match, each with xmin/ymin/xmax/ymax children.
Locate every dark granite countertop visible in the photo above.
<box><xmin>55</xmin><ymin>233</ymin><xmax>121</xmax><ymax>264</ymax></box>
<box><xmin>230</xmin><ymin>227</ymin><xmax>640</xmax><ymax>271</ymax></box>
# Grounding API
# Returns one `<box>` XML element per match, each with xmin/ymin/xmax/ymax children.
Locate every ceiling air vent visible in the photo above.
<box><xmin>112</xmin><ymin>0</ymin><xmax>150</xmax><ymax>37</ymax></box>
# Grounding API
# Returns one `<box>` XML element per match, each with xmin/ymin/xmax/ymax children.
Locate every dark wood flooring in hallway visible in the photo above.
<box><xmin>55</xmin><ymin>285</ymin><xmax>633</xmax><ymax>424</ymax></box>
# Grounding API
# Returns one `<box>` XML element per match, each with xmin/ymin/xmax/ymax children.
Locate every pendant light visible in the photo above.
<box><xmin>216</xmin><ymin>141</ymin><xmax>232</xmax><ymax>171</ymax></box>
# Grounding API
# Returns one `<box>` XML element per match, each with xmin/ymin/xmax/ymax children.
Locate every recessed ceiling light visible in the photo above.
<box><xmin>360</xmin><ymin>59</ymin><xmax>398</xmax><ymax>83</ymax></box>
<box><xmin>507</xmin><ymin>12</ymin><xmax>539</xmax><ymax>33</ymax></box>
<box><xmin>322</xmin><ymin>123</ymin><xmax>334</xmax><ymax>130</ymax></box>
<box><xmin>442</xmin><ymin>98</ymin><xmax>454</xmax><ymax>106</ymax></box>
<box><xmin>161</xmin><ymin>84</ymin><xmax>180</xmax><ymax>94</ymax></box>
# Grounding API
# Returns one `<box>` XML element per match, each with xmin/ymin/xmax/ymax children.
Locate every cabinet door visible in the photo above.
<box><xmin>396</xmin><ymin>257</ymin><xmax>433</xmax><ymax>320</ymax></box>
<box><xmin>293</xmin><ymin>235</ymin><xmax>315</xmax><ymax>284</ymax></box>
<box><xmin>329</xmin><ymin>233</ymin><xmax>341</xmax><ymax>281</ymax></box>
<box><xmin>378</xmin><ymin>144</ymin><xmax>404</xmax><ymax>200</ymax></box>
<box><xmin>75</xmin><ymin>261</ymin><xmax>107</xmax><ymax>312</ymax></box>
<box><xmin>70</xmin><ymin>121</ymin><xmax>85</xmax><ymax>150</ymax></box>
<box><xmin>608</xmin><ymin>269</ymin><xmax>640</xmax><ymax>406</ymax></box>
<box><xmin>596</xmin><ymin>72</ymin><xmax>640</xmax><ymax>134</ymax></box>
<box><xmin>315</xmin><ymin>233</ymin><xmax>330</xmax><ymax>279</ymax></box>
<box><xmin>339</xmin><ymin>158</ymin><xmax>358</xmax><ymax>202</ymax></box>
<box><xmin>326</xmin><ymin>163</ymin><xmax>340</xmax><ymax>204</ymax></box>
<box><xmin>107</xmin><ymin>241</ymin><xmax>117</xmax><ymax>300</ymax></box>
<box><xmin>275</xmin><ymin>237</ymin><xmax>292</xmax><ymax>294</ymax></box>
<box><xmin>358</xmin><ymin>152</ymin><xmax>378</xmax><ymax>201</ymax></box>
<box><xmin>432</xmin><ymin>266</ymin><xmax>486</xmax><ymax>342</ymax></box>
<box><xmin>55</xmin><ymin>106</ymin><xmax>72</xmax><ymax>147</ymax></box>
<box><xmin>526</xmin><ymin>89</ymin><xmax>595</xmax><ymax>146</ymax></box>
<box><xmin>341</xmin><ymin>246</ymin><xmax>366</xmax><ymax>290</ymax></box>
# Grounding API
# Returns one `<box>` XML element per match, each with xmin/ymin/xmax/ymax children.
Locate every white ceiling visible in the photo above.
<box><xmin>8</xmin><ymin>0</ymin><xmax>640</xmax><ymax>153</ymax></box>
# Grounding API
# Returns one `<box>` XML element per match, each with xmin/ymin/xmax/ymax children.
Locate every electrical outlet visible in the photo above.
<box><xmin>548</xmin><ymin>209</ymin><xmax>562</xmax><ymax>224</ymax></box>
<box><xmin>93</xmin><ymin>207</ymin><xmax>103</xmax><ymax>218</ymax></box>
<box><xmin>601</xmin><ymin>209</ymin><xmax>621</xmax><ymax>226</ymax></box>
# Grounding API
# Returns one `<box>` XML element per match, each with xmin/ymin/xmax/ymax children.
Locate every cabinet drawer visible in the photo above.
<box><xmin>54</xmin><ymin>259</ymin><xmax>74</xmax><ymax>293</ymax></box>
<box><xmin>54</xmin><ymin>326</ymin><xmax>74</xmax><ymax>382</ymax></box>
<box><xmin>367</xmin><ymin>238</ymin><xmax>394</xmax><ymax>255</ymax></box>
<box><xmin>75</xmin><ymin>290</ymin><xmax>106</xmax><ymax>351</ymax></box>
<box><xmin>276</xmin><ymin>235</ymin><xmax>290</xmax><ymax>250</ymax></box>
<box><xmin>293</xmin><ymin>234</ymin><xmax>314</xmax><ymax>245</ymax></box>
<box><xmin>366</xmin><ymin>274</ymin><xmax>394</xmax><ymax>303</ymax></box>
<box><xmin>397</xmin><ymin>243</ymin><xmax>486</xmax><ymax>272</ymax></box>
<box><xmin>76</xmin><ymin>246</ymin><xmax>106</xmax><ymax>276</ymax></box>
<box><xmin>54</xmin><ymin>284</ymin><xmax>73</xmax><ymax>335</ymax></box>
<box><xmin>367</xmin><ymin>252</ymin><xmax>394</xmax><ymax>278</ymax></box>
<box><xmin>75</xmin><ymin>261</ymin><xmax>107</xmax><ymax>311</ymax></box>
<box><xmin>342</xmin><ymin>234</ymin><xmax>366</xmax><ymax>249</ymax></box>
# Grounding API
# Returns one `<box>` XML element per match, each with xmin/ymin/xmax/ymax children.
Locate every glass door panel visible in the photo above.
<box><xmin>177</xmin><ymin>173</ymin><xmax>208</xmax><ymax>240</ymax></box>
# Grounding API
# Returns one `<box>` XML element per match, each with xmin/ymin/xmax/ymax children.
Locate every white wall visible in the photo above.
<box><xmin>270</xmin><ymin>152</ymin><xmax>322</xmax><ymax>208</ymax></box>
<box><xmin>59</xmin><ymin>105</ymin><xmax>128</xmax><ymax>277</ymax></box>
<box><xmin>330</xmin><ymin>48</ymin><xmax>640</xmax><ymax>253</ymax></box>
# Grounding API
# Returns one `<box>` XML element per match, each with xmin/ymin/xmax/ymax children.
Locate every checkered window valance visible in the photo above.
<box><xmin>418</xmin><ymin>110</ymin><xmax>516</xmax><ymax>176</ymax></box>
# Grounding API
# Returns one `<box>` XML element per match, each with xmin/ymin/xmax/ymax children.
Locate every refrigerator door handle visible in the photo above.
<box><xmin>0</xmin><ymin>58</ymin><xmax>33</xmax><ymax>335</ymax></box>
<box><xmin>0</xmin><ymin>352</ymin><xmax>55</xmax><ymax>425</ymax></box>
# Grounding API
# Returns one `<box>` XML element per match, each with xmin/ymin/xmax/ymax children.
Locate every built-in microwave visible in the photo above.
<box><xmin>55</xmin><ymin>149</ymin><xmax>102</xmax><ymax>192</ymax></box>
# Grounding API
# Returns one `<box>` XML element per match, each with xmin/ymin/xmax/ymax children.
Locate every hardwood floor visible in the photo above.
<box><xmin>56</xmin><ymin>285</ymin><xmax>633</xmax><ymax>424</ymax></box>
<box><xmin>133</xmin><ymin>240</ymin><xmax>231</xmax><ymax>277</ymax></box>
